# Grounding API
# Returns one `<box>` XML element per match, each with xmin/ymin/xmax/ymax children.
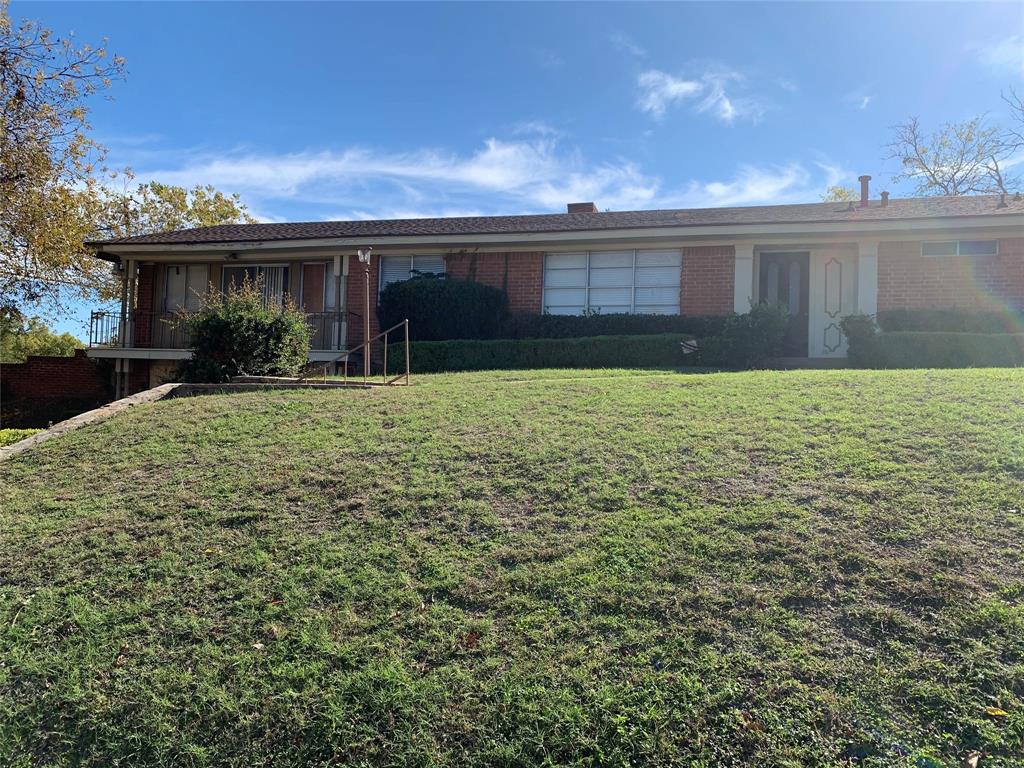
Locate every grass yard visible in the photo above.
<box><xmin>1</xmin><ymin>368</ymin><xmax>1023</xmax><ymax>767</ymax></box>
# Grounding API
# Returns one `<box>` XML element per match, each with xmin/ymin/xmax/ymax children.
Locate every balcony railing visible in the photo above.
<box><xmin>89</xmin><ymin>310</ymin><xmax>354</xmax><ymax>351</ymax></box>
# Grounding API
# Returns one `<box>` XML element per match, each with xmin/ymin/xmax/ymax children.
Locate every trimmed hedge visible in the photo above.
<box><xmin>379</xmin><ymin>275</ymin><xmax>730</xmax><ymax>342</ymax></box>
<box><xmin>853</xmin><ymin>332</ymin><xmax>1024</xmax><ymax>369</ymax></box>
<box><xmin>698</xmin><ymin>303</ymin><xmax>790</xmax><ymax>369</ymax></box>
<box><xmin>378</xmin><ymin>277</ymin><xmax>507</xmax><ymax>341</ymax></box>
<box><xmin>500</xmin><ymin>312</ymin><xmax>728</xmax><ymax>340</ymax></box>
<box><xmin>388</xmin><ymin>333</ymin><xmax>693</xmax><ymax>373</ymax></box>
<box><xmin>876</xmin><ymin>308</ymin><xmax>1024</xmax><ymax>334</ymax></box>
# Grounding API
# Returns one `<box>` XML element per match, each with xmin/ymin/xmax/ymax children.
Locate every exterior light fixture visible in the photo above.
<box><xmin>356</xmin><ymin>247</ymin><xmax>373</xmax><ymax>377</ymax></box>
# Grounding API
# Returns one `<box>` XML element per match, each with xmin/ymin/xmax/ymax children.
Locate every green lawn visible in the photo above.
<box><xmin>1</xmin><ymin>368</ymin><xmax>1022</xmax><ymax>767</ymax></box>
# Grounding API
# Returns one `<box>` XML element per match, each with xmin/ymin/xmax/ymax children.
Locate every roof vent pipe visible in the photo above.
<box><xmin>858</xmin><ymin>175</ymin><xmax>871</xmax><ymax>207</ymax></box>
<box><xmin>880</xmin><ymin>191</ymin><xmax>889</xmax><ymax>207</ymax></box>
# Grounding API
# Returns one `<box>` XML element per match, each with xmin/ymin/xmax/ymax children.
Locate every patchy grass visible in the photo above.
<box><xmin>1</xmin><ymin>368</ymin><xmax>1022</xmax><ymax>767</ymax></box>
<box><xmin>0</xmin><ymin>429</ymin><xmax>42</xmax><ymax>448</ymax></box>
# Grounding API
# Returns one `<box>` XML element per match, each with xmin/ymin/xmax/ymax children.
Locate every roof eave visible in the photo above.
<box><xmin>90</xmin><ymin>212</ymin><xmax>1024</xmax><ymax>256</ymax></box>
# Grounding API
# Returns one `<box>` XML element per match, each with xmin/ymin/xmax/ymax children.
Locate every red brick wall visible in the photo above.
<box><xmin>134</xmin><ymin>263</ymin><xmax>156</xmax><ymax>347</ymax></box>
<box><xmin>878</xmin><ymin>238</ymin><xmax>1024</xmax><ymax>311</ymax></box>
<box><xmin>127</xmin><ymin>361</ymin><xmax>151</xmax><ymax>395</ymax></box>
<box><xmin>680</xmin><ymin>246</ymin><xmax>735</xmax><ymax>315</ymax></box>
<box><xmin>1</xmin><ymin>349</ymin><xmax>108</xmax><ymax>400</ymax></box>
<box><xmin>444</xmin><ymin>251</ymin><xmax>544</xmax><ymax>312</ymax></box>
<box><xmin>345</xmin><ymin>257</ymin><xmax>381</xmax><ymax>351</ymax></box>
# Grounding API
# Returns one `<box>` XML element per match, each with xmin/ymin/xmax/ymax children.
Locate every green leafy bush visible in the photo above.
<box><xmin>839</xmin><ymin>313</ymin><xmax>879</xmax><ymax>366</ymax></box>
<box><xmin>387</xmin><ymin>333</ymin><xmax>692</xmax><ymax>373</ymax></box>
<box><xmin>699</xmin><ymin>303</ymin><xmax>790</xmax><ymax>369</ymax></box>
<box><xmin>0</xmin><ymin>428</ymin><xmax>42</xmax><ymax>448</ymax></box>
<box><xmin>850</xmin><ymin>332</ymin><xmax>1024</xmax><ymax>369</ymax></box>
<box><xmin>378</xmin><ymin>276</ymin><xmax>507</xmax><ymax>341</ymax></box>
<box><xmin>876</xmin><ymin>308</ymin><xmax>1024</xmax><ymax>333</ymax></box>
<box><xmin>501</xmin><ymin>312</ymin><xmax>728</xmax><ymax>340</ymax></box>
<box><xmin>180</xmin><ymin>279</ymin><xmax>311</xmax><ymax>382</ymax></box>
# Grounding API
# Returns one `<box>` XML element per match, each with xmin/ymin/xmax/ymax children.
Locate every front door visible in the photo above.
<box><xmin>759</xmin><ymin>252</ymin><xmax>809</xmax><ymax>356</ymax></box>
<box><xmin>808</xmin><ymin>250</ymin><xmax>858</xmax><ymax>358</ymax></box>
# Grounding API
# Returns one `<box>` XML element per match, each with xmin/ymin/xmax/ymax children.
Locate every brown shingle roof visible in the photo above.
<box><xmin>91</xmin><ymin>194</ymin><xmax>1024</xmax><ymax>247</ymax></box>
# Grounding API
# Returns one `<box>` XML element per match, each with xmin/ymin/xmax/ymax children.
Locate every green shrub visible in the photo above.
<box><xmin>851</xmin><ymin>332</ymin><xmax>1024</xmax><ymax>369</ymax></box>
<box><xmin>876</xmin><ymin>308</ymin><xmax>1024</xmax><ymax>333</ymax></box>
<box><xmin>501</xmin><ymin>312</ymin><xmax>729</xmax><ymax>340</ymax></box>
<box><xmin>180</xmin><ymin>279</ymin><xmax>311</xmax><ymax>382</ymax></box>
<box><xmin>699</xmin><ymin>303</ymin><xmax>790</xmax><ymax>369</ymax></box>
<box><xmin>387</xmin><ymin>333</ymin><xmax>693</xmax><ymax>373</ymax></box>
<box><xmin>0</xmin><ymin>428</ymin><xmax>42</xmax><ymax>448</ymax></box>
<box><xmin>378</xmin><ymin>276</ymin><xmax>507</xmax><ymax>341</ymax></box>
<box><xmin>839</xmin><ymin>313</ymin><xmax>879</xmax><ymax>366</ymax></box>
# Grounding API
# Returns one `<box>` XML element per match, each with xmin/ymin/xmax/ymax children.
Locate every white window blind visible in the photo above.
<box><xmin>379</xmin><ymin>255</ymin><xmax>445</xmax><ymax>291</ymax></box>
<box><xmin>543</xmin><ymin>249</ymin><xmax>682</xmax><ymax>315</ymax></box>
<box><xmin>222</xmin><ymin>265</ymin><xmax>288</xmax><ymax>305</ymax></box>
<box><xmin>164</xmin><ymin>264</ymin><xmax>209</xmax><ymax>312</ymax></box>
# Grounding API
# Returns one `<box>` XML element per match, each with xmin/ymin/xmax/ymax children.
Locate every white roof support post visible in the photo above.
<box><xmin>856</xmin><ymin>240</ymin><xmax>879</xmax><ymax>316</ymax></box>
<box><xmin>733</xmin><ymin>243</ymin><xmax>755</xmax><ymax>313</ymax></box>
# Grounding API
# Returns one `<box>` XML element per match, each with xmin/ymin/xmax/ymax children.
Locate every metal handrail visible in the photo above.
<box><xmin>340</xmin><ymin>319</ymin><xmax>410</xmax><ymax>386</ymax></box>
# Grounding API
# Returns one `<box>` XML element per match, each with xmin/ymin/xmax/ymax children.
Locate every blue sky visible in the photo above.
<box><xmin>14</xmin><ymin>1</ymin><xmax>1024</xmax><ymax>333</ymax></box>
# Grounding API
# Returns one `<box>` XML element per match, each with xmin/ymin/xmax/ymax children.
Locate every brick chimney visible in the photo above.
<box><xmin>567</xmin><ymin>202</ymin><xmax>598</xmax><ymax>214</ymax></box>
<box><xmin>858</xmin><ymin>175</ymin><xmax>871</xmax><ymax>207</ymax></box>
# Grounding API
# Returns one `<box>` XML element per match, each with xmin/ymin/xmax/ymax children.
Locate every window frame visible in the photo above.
<box><xmin>542</xmin><ymin>249</ymin><xmax>682</xmax><ymax>316</ymax></box>
<box><xmin>162</xmin><ymin>263</ymin><xmax>210</xmax><ymax>313</ymax></box>
<box><xmin>378</xmin><ymin>254</ymin><xmax>446</xmax><ymax>294</ymax></box>
<box><xmin>920</xmin><ymin>240</ymin><xmax>999</xmax><ymax>258</ymax></box>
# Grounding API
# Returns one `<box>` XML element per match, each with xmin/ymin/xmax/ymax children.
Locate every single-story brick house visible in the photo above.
<box><xmin>86</xmin><ymin>177</ymin><xmax>1024</xmax><ymax>393</ymax></box>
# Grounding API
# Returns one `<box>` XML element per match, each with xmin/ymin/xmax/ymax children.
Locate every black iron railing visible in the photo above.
<box><xmin>89</xmin><ymin>311</ymin><xmax>190</xmax><ymax>349</ymax></box>
<box><xmin>90</xmin><ymin>310</ymin><xmax>358</xmax><ymax>351</ymax></box>
<box><xmin>305</xmin><ymin>312</ymin><xmax>354</xmax><ymax>350</ymax></box>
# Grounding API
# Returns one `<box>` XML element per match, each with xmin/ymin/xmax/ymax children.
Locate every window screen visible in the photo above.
<box><xmin>542</xmin><ymin>250</ymin><xmax>682</xmax><ymax>315</ymax></box>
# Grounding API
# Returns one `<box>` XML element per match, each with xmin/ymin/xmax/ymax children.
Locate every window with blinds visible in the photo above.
<box><xmin>543</xmin><ymin>250</ymin><xmax>682</xmax><ymax>315</ymax></box>
<box><xmin>379</xmin><ymin>255</ymin><xmax>445</xmax><ymax>292</ymax></box>
<box><xmin>222</xmin><ymin>265</ymin><xmax>289</xmax><ymax>305</ymax></box>
<box><xmin>164</xmin><ymin>264</ymin><xmax>209</xmax><ymax>312</ymax></box>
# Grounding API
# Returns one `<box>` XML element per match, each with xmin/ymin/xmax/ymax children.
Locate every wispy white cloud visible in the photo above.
<box><xmin>535</xmin><ymin>50</ymin><xmax>564</xmax><ymax>71</ymax></box>
<box><xmin>973</xmin><ymin>34</ymin><xmax>1024</xmax><ymax>78</ymax></box>
<box><xmin>342</xmin><ymin>208</ymin><xmax>487</xmax><ymax>221</ymax></box>
<box><xmin>636</xmin><ymin>70</ymin><xmax>702</xmax><ymax>119</ymax></box>
<box><xmin>118</xmin><ymin>135</ymin><xmax>844</xmax><ymax>220</ymax></box>
<box><xmin>636</xmin><ymin>68</ymin><xmax>765</xmax><ymax>123</ymax></box>
<box><xmin>842</xmin><ymin>86</ymin><xmax>873</xmax><ymax>110</ymax></box>
<box><xmin>777</xmin><ymin>78</ymin><xmax>798</xmax><ymax>93</ymax></box>
<box><xmin>511</xmin><ymin>120</ymin><xmax>563</xmax><ymax>137</ymax></box>
<box><xmin>661</xmin><ymin>163</ymin><xmax>813</xmax><ymax>208</ymax></box>
<box><xmin>131</xmin><ymin>136</ymin><xmax>658</xmax><ymax>213</ymax></box>
<box><xmin>814</xmin><ymin>160</ymin><xmax>850</xmax><ymax>190</ymax></box>
<box><xmin>610</xmin><ymin>31</ymin><xmax>647</xmax><ymax>59</ymax></box>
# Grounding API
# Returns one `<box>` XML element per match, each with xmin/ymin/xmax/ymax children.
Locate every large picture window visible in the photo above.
<box><xmin>379</xmin><ymin>254</ymin><xmax>445</xmax><ymax>292</ymax></box>
<box><xmin>543</xmin><ymin>249</ymin><xmax>682</xmax><ymax>315</ymax></box>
